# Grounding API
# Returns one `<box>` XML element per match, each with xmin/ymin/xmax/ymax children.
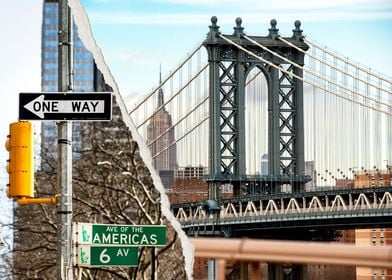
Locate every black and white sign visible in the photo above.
<box><xmin>19</xmin><ymin>92</ymin><xmax>112</xmax><ymax>121</ymax></box>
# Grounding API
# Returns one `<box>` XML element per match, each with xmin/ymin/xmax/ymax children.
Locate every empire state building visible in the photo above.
<box><xmin>147</xmin><ymin>83</ymin><xmax>176</xmax><ymax>188</ymax></box>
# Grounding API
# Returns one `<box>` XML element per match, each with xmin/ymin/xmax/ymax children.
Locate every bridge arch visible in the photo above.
<box><xmin>245</xmin><ymin>65</ymin><xmax>270</xmax><ymax>175</ymax></box>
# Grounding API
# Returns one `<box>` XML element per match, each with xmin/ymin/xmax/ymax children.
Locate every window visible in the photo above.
<box><xmin>43</xmin><ymin>40</ymin><xmax>58</xmax><ymax>48</ymax></box>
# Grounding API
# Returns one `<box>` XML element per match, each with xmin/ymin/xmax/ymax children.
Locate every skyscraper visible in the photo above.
<box><xmin>260</xmin><ymin>154</ymin><xmax>268</xmax><ymax>175</ymax></box>
<box><xmin>41</xmin><ymin>0</ymin><xmax>96</xmax><ymax>169</ymax></box>
<box><xmin>147</xmin><ymin>79</ymin><xmax>176</xmax><ymax>188</ymax></box>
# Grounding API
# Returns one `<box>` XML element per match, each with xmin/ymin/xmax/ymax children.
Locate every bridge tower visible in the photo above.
<box><xmin>204</xmin><ymin>17</ymin><xmax>310</xmax><ymax>199</ymax></box>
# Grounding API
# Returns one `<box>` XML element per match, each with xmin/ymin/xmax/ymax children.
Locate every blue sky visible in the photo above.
<box><xmin>76</xmin><ymin>0</ymin><xmax>392</xmax><ymax>105</ymax></box>
<box><xmin>0</xmin><ymin>0</ymin><xmax>391</xmax><ymax>168</ymax></box>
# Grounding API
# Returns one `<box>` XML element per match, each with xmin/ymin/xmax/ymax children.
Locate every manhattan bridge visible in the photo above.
<box><xmin>128</xmin><ymin>17</ymin><xmax>392</xmax><ymax>240</ymax></box>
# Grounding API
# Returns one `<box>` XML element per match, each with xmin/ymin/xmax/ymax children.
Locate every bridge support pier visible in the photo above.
<box><xmin>268</xmin><ymin>264</ymin><xmax>282</xmax><ymax>280</ymax></box>
<box><xmin>208</xmin><ymin>182</ymin><xmax>220</xmax><ymax>200</ymax></box>
<box><xmin>268</xmin><ymin>263</ymin><xmax>307</xmax><ymax>280</ymax></box>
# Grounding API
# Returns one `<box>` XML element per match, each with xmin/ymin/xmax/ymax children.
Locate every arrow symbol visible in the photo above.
<box><xmin>24</xmin><ymin>94</ymin><xmax>105</xmax><ymax>119</ymax></box>
<box><xmin>24</xmin><ymin>95</ymin><xmax>45</xmax><ymax>118</ymax></box>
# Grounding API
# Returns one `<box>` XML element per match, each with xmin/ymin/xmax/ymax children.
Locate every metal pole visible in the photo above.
<box><xmin>57</xmin><ymin>0</ymin><xmax>73</xmax><ymax>279</ymax></box>
<box><xmin>151</xmin><ymin>247</ymin><xmax>155</xmax><ymax>280</ymax></box>
<box><xmin>207</xmin><ymin>259</ymin><xmax>215</xmax><ymax>280</ymax></box>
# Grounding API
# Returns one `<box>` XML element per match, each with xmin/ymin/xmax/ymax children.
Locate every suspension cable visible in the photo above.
<box><xmin>129</xmin><ymin>42</ymin><xmax>203</xmax><ymax>114</ymax></box>
<box><xmin>246</xmin><ymin>68</ymin><xmax>263</xmax><ymax>86</ymax></box>
<box><xmin>244</xmin><ymin>35</ymin><xmax>391</xmax><ymax>110</ymax></box>
<box><xmin>278</xmin><ymin>37</ymin><xmax>392</xmax><ymax>95</ymax></box>
<box><xmin>136</xmin><ymin>63</ymin><xmax>208</xmax><ymax>129</ymax></box>
<box><xmin>152</xmin><ymin>115</ymin><xmax>209</xmax><ymax>160</ymax></box>
<box><xmin>219</xmin><ymin>34</ymin><xmax>391</xmax><ymax>116</ymax></box>
<box><xmin>148</xmin><ymin>96</ymin><xmax>209</xmax><ymax>147</ymax></box>
<box><xmin>304</xmin><ymin>37</ymin><xmax>392</xmax><ymax>85</ymax></box>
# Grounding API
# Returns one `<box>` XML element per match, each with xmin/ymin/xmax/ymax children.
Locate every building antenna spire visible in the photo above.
<box><xmin>159</xmin><ymin>63</ymin><xmax>162</xmax><ymax>84</ymax></box>
<box><xmin>157</xmin><ymin>63</ymin><xmax>165</xmax><ymax>111</ymax></box>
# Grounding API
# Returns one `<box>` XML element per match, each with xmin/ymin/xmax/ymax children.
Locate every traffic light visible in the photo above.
<box><xmin>5</xmin><ymin>121</ymin><xmax>34</xmax><ymax>198</ymax></box>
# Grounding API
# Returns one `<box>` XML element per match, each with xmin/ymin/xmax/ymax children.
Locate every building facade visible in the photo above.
<box><xmin>305</xmin><ymin>177</ymin><xmax>356</xmax><ymax>280</ymax></box>
<box><xmin>354</xmin><ymin>166</ymin><xmax>392</xmax><ymax>280</ymax></box>
<box><xmin>304</xmin><ymin>161</ymin><xmax>317</xmax><ymax>191</ymax></box>
<box><xmin>41</xmin><ymin>0</ymin><xmax>96</xmax><ymax>169</ymax></box>
<box><xmin>146</xmin><ymin>85</ymin><xmax>176</xmax><ymax>188</ymax></box>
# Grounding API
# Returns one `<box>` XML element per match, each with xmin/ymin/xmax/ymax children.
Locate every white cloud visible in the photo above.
<box><xmin>158</xmin><ymin>0</ymin><xmax>392</xmax><ymax>10</ymax></box>
<box><xmin>110</xmin><ymin>50</ymin><xmax>160</xmax><ymax>66</ymax></box>
<box><xmin>90</xmin><ymin>12</ymin><xmax>207</xmax><ymax>25</ymax></box>
<box><xmin>88</xmin><ymin>10</ymin><xmax>392</xmax><ymax>26</ymax></box>
<box><xmin>83</xmin><ymin>0</ymin><xmax>392</xmax><ymax>27</ymax></box>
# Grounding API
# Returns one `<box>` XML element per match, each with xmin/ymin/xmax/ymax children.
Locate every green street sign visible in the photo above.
<box><xmin>74</xmin><ymin>223</ymin><xmax>167</xmax><ymax>247</ymax></box>
<box><xmin>75</xmin><ymin>245</ymin><xmax>138</xmax><ymax>267</ymax></box>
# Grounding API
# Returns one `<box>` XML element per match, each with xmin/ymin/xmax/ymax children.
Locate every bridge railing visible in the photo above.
<box><xmin>171</xmin><ymin>185</ymin><xmax>392</xmax><ymax>210</ymax></box>
<box><xmin>180</xmin><ymin>208</ymin><xmax>392</xmax><ymax>232</ymax></box>
<box><xmin>191</xmin><ymin>238</ymin><xmax>392</xmax><ymax>280</ymax></box>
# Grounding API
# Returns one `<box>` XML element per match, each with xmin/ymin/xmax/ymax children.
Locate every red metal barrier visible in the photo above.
<box><xmin>191</xmin><ymin>238</ymin><xmax>392</xmax><ymax>279</ymax></box>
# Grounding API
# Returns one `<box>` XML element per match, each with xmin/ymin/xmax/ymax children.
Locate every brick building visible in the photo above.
<box><xmin>354</xmin><ymin>166</ymin><xmax>392</xmax><ymax>280</ymax></box>
<box><xmin>307</xmin><ymin>177</ymin><xmax>356</xmax><ymax>279</ymax></box>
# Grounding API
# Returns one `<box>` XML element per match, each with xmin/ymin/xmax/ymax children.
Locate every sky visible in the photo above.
<box><xmin>0</xmin><ymin>0</ymin><xmax>391</xmax><ymax>204</ymax></box>
<box><xmin>0</xmin><ymin>1</ymin><xmax>43</xmax><ymax>235</ymax></box>
<box><xmin>78</xmin><ymin>0</ymin><xmax>392</xmax><ymax>103</ymax></box>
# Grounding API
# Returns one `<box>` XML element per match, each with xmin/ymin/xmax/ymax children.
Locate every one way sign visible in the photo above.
<box><xmin>19</xmin><ymin>92</ymin><xmax>112</xmax><ymax>121</ymax></box>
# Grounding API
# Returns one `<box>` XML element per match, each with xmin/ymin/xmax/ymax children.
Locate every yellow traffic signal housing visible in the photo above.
<box><xmin>5</xmin><ymin>121</ymin><xmax>34</xmax><ymax>198</ymax></box>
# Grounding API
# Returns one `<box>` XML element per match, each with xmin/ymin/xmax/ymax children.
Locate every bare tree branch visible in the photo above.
<box><xmin>10</xmin><ymin>102</ymin><xmax>187</xmax><ymax>279</ymax></box>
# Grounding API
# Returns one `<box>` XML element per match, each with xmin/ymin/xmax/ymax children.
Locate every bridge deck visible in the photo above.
<box><xmin>172</xmin><ymin>186</ymin><xmax>392</xmax><ymax>238</ymax></box>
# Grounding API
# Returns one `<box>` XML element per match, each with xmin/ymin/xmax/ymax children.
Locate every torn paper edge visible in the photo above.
<box><xmin>68</xmin><ymin>0</ymin><xmax>194</xmax><ymax>278</ymax></box>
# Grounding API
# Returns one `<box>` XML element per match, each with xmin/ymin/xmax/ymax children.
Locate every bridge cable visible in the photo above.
<box><xmin>305</xmin><ymin>37</ymin><xmax>392</xmax><ymax>85</ymax></box>
<box><xmin>243</xmin><ymin>35</ymin><xmax>392</xmax><ymax>110</ymax></box>
<box><xmin>152</xmin><ymin>115</ymin><xmax>209</xmax><ymax>160</ymax></box>
<box><xmin>219</xmin><ymin>34</ymin><xmax>391</xmax><ymax>116</ymax></box>
<box><xmin>147</xmin><ymin>96</ymin><xmax>209</xmax><ymax>147</ymax></box>
<box><xmin>129</xmin><ymin>42</ymin><xmax>203</xmax><ymax>115</ymax></box>
<box><xmin>278</xmin><ymin>37</ymin><xmax>392</xmax><ymax>95</ymax></box>
<box><xmin>245</xmin><ymin>35</ymin><xmax>390</xmax><ymax>174</ymax></box>
<box><xmin>148</xmin><ymin>70</ymin><xmax>264</xmax><ymax>164</ymax></box>
<box><xmin>136</xmin><ymin>63</ymin><xmax>208</xmax><ymax>130</ymax></box>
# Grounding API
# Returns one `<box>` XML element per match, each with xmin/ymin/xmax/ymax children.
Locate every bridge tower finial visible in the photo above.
<box><xmin>233</xmin><ymin>17</ymin><xmax>244</xmax><ymax>37</ymax></box>
<box><xmin>208</xmin><ymin>16</ymin><xmax>220</xmax><ymax>41</ymax></box>
<box><xmin>268</xmin><ymin>19</ymin><xmax>279</xmax><ymax>39</ymax></box>
<box><xmin>292</xmin><ymin>20</ymin><xmax>304</xmax><ymax>41</ymax></box>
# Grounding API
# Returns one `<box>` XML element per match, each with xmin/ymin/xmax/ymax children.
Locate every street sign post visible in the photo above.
<box><xmin>74</xmin><ymin>223</ymin><xmax>167</xmax><ymax>247</ymax></box>
<box><xmin>19</xmin><ymin>92</ymin><xmax>112</xmax><ymax>121</ymax></box>
<box><xmin>75</xmin><ymin>245</ymin><xmax>138</xmax><ymax>267</ymax></box>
